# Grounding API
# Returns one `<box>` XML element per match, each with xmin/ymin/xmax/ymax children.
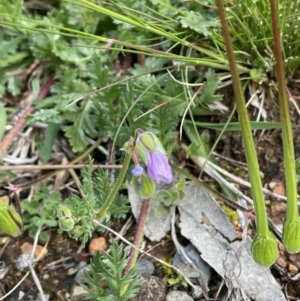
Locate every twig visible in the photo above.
<box><xmin>0</xmin><ymin>77</ymin><xmax>56</xmax><ymax>157</ymax></box>
<box><xmin>29</xmin><ymin>227</ymin><xmax>46</xmax><ymax>301</ymax></box>
<box><xmin>0</xmin><ymin>164</ymin><xmax>122</xmax><ymax>171</ymax></box>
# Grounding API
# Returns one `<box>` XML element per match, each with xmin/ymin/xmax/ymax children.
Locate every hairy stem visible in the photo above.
<box><xmin>216</xmin><ymin>0</ymin><xmax>269</xmax><ymax>236</ymax></box>
<box><xmin>97</xmin><ymin>153</ymin><xmax>131</xmax><ymax>220</ymax></box>
<box><xmin>123</xmin><ymin>198</ymin><xmax>150</xmax><ymax>274</ymax></box>
<box><xmin>269</xmin><ymin>0</ymin><xmax>298</xmax><ymax>222</ymax></box>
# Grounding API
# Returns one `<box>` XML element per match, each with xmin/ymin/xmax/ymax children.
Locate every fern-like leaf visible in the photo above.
<box><xmin>83</xmin><ymin>241</ymin><xmax>141</xmax><ymax>301</ymax></box>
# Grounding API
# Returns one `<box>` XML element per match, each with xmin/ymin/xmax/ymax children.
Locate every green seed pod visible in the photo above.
<box><xmin>72</xmin><ymin>225</ymin><xmax>84</xmax><ymax>238</ymax></box>
<box><xmin>59</xmin><ymin>216</ymin><xmax>75</xmax><ymax>232</ymax></box>
<box><xmin>282</xmin><ymin>219</ymin><xmax>300</xmax><ymax>254</ymax></box>
<box><xmin>0</xmin><ymin>201</ymin><xmax>22</xmax><ymax>237</ymax></box>
<box><xmin>133</xmin><ymin>173</ymin><xmax>156</xmax><ymax>198</ymax></box>
<box><xmin>57</xmin><ymin>204</ymin><xmax>72</xmax><ymax>219</ymax></box>
<box><xmin>251</xmin><ymin>232</ymin><xmax>278</xmax><ymax>267</ymax></box>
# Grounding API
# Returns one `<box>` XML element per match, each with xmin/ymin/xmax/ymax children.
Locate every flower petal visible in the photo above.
<box><xmin>147</xmin><ymin>151</ymin><xmax>172</xmax><ymax>184</ymax></box>
<box><xmin>131</xmin><ymin>165</ymin><xmax>144</xmax><ymax>176</ymax></box>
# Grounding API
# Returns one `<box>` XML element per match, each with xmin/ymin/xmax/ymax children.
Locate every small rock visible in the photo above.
<box><xmin>288</xmin><ymin>264</ymin><xmax>299</xmax><ymax>274</ymax></box>
<box><xmin>131</xmin><ymin>276</ymin><xmax>166</xmax><ymax>301</ymax></box>
<box><xmin>264</xmin><ymin>199</ymin><xmax>271</xmax><ymax>206</ymax></box>
<box><xmin>166</xmin><ymin>291</ymin><xmax>193</xmax><ymax>301</ymax></box>
<box><xmin>0</xmin><ymin>261</ymin><xmax>9</xmax><ymax>279</ymax></box>
<box><xmin>88</xmin><ymin>237</ymin><xmax>107</xmax><ymax>254</ymax></box>
<box><xmin>276</xmin><ymin>256</ymin><xmax>287</xmax><ymax>269</ymax></box>
<box><xmin>271</xmin><ymin>202</ymin><xmax>287</xmax><ymax>215</ymax></box>
<box><xmin>42</xmin><ymin>274</ymin><xmax>50</xmax><ymax>280</ymax></box>
<box><xmin>269</xmin><ymin>182</ymin><xmax>286</xmax><ymax>196</ymax></box>
<box><xmin>6</xmin><ymin>286</ymin><xmax>37</xmax><ymax>301</ymax></box>
<box><xmin>277</xmin><ymin>241</ymin><xmax>285</xmax><ymax>252</ymax></box>
<box><xmin>288</xmin><ymin>254</ymin><xmax>297</xmax><ymax>262</ymax></box>
<box><xmin>37</xmin><ymin>293</ymin><xmax>50</xmax><ymax>301</ymax></box>
<box><xmin>136</xmin><ymin>258</ymin><xmax>155</xmax><ymax>277</ymax></box>
<box><xmin>21</xmin><ymin>242</ymin><xmax>48</xmax><ymax>260</ymax></box>
<box><xmin>0</xmin><ymin>236</ymin><xmax>10</xmax><ymax>245</ymax></box>
<box><xmin>66</xmin><ymin>261</ymin><xmax>87</xmax><ymax>276</ymax></box>
<box><xmin>71</xmin><ymin>285</ymin><xmax>88</xmax><ymax>300</ymax></box>
<box><xmin>74</xmin><ymin>265</ymin><xmax>91</xmax><ymax>283</ymax></box>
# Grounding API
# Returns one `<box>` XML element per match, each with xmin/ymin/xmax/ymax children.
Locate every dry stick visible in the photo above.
<box><xmin>0</xmin><ymin>164</ymin><xmax>121</xmax><ymax>171</ymax></box>
<box><xmin>9</xmin><ymin>138</ymin><xmax>103</xmax><ymax>193</ymax></box>
<box><xmin>0</xmin><ymin>77</ymin><xmax>56</xmax><ymax>157</ymax></box>
<box><xmin>28</xmin><ymin>227</ymin><xmax>46</xmax><ymax>301</ymax></box>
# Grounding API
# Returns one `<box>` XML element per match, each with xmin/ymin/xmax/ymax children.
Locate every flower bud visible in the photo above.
<box><xmin>135</xmin><ymin>131</ymin><xmax>173</xmax><ymax>184</ymax></box>
<box><xmin>0</xmin><ymin>202</ymin><xmax>22</xmax><ymax>237</ymax></box>
<box><xmin>282</xmin><ymin>219</ymin><xmax>300</xmax><ymax>253</ymax></box>
<box><xmin>133</xmin><ymin>173</ymin><xmax>156</xmax><ymax>198</ymax></box>
<box><xmin>59</xmin><ymin>216</ymin><xmax>75</xmax><ymax>232</ymax></box>
<box><xmin>135</xmin><ymin>131</ymin><xmax>164</xmax><ymax>164</ymax></box>
<box><xmin>57</xmin><ymin>204</ymin><xmax>72</xmax><ymax>219</ymax></box>
<box><xmin>131</xmin><ymin>165</ymin><xmax>144</xmax><ymax>177</ymax></box>
<box><xmin>72</xmin><ymin>225</ymin><xmax>84</xmax><ymax>238</ymax></box>
<box><xmin>251</xmin><ymin>232</ymin><xmax>278</xmax><ymax>267</ymax></box>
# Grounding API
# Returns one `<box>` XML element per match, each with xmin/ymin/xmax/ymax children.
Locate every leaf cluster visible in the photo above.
<box><xmin>57</xmin><ymin>159</ymin><xmax>129</xmax><ymax>244</ymax></box>
<box><xmin>22</xmin><ymin>187</ymin><xmax>61</xmax><ymax>240</ymax></box>
<box><xmin>82</xmin><ymin>241</ymin><xmax>141</xmax><ymax>301</ymax></box>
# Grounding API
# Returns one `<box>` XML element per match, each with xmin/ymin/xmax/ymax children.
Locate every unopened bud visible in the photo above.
<box><xmin>57</xmin><ymin>204</ymin><xmax>72</xmax><ymax>219</ymax></box>
<box><xmin>0</xmin><ymin>202</ymin><xmax>22</xmax><ymax>237</ymax></box>
<box><xmin>135</xmin><ymin>131</ymin><xmax>165</xmax><ymax>165</ymax></box>
<box><xmin>133</xmin><ymin>174</ymin><xmax>156</xmax><ymax>198</ymax></box>
<box><xmin>72</xmin><ymin>225</ymin><xmax>84</xmax><ymax>238</ymax></box>
<box><xmin>59</xmin><ymin>216</ymin><xmax>75</xmax><ymax>232</ymax></box>
<box><xmin>282</xmin><ymin>219</ymin><xmax>300</xmax><ymax>254</ymax></box>
<box><xmin>251</xmin><ymin>232</ymin><xmax>278</xmax><ymax>267</ymax></box>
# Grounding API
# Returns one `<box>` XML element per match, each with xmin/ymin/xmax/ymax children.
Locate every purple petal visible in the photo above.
<box><xmin>131</xmin><ymin>165</ymin><xmax>144</xmax><ymax>176</ymax></box>
<box><xmin>147</xmin><ymin>151</ymin><xmax>173</xmax><ymax>184</ymax></box>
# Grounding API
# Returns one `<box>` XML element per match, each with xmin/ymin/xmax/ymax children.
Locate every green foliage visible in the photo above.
<box><xmin>0</xmin><ymin>0</ymin><xmax>231</xmax><ymax>159</ymax></box>
<box><xmin>22</xmin><ymin>187</ymin><xmax>61</xmax><ymax>241</ymax></box>
<box><xmin>83</xmin><ymin>241</ymin><xmax>141</xmax><ymax>301</ymax></box>
<box><xmin>211</xmin><ymin>0</ymin><xmax>300</xmax><ymax>72</ymax></box>
<box><xmin>57</xmin><ymin>159</ymin><xmax>130</xmax><ymax>244</ymax></box>
<box><xmin>0</xmin><ymin>105</ymin><xmax>6</xmax><ymax>141</ymax></box>
<box><xmin>179</xmin><ymin>11</ymin><xmax>217</xmax><ymax>36</ymax></box>
<box><xmin>196</xmin><ymin>69</ymin><xmax>222</xmax><ymax>105</ymax></box>
<box><xmin>154</xmin><ymin>178</ymin><xmax>185</xmax><ymax>210</ymax></box>
<box><xmin>0</xmin><ymin>198</ymin><xmax>22</xmax><ymax>237</ymax></box>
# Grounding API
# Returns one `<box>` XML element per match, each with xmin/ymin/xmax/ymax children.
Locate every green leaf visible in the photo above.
<box><xmin>83</xmin><ymin>241</ymin><xmax>141</xmax><ymax>301</ymax></box>
<box><xmin>179</xmin><ymin>11</ymin><xmax>216</xmax><ymax>36</ymax></box>
<box><xmin>196</xmin><ymin>69</ymin><xmax>222</xmax><ymax>105</ymax></box>
<box><xmin>22</xmin><ymin>200</ymin><xmax>40</xmax><ymax>215</ymax></box>
<box><xmin>0</xmin><ymin>200</ymin><xmax>22</xmax><ymax>237</ymax></box>
<box><xmin>38</xmin><ymin>123</ymin><xmax>60</xmax><ymax>163</ymax></box>
<box><xmin>186</xmin><ymin>120</ymin><xmax>287</xmax><ymax>131</ymax></box>
<box><xmin>0</xmin><ymin>105</ymin><xmax>6</xmax><ymax>141</ymax></box>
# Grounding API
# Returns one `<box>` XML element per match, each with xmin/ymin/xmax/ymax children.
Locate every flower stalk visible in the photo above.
<box><xmin>123</xmin><ymin>130</ymin><xmax>173</xmax><ymax>274</ymax></box>
<box><xmin>269</xmin><ymin>0</ymin><xmax>300</xmax><ymax>253</ymax></box>
<box><xmin>216</xmin><ymin>0</ymin><xmax>278</xmax><ymax>266</ymax></box>
<box><xmin>97</xmin><ymin>153</ymin><xmax>131</xmax><ymax>221</ymax></box>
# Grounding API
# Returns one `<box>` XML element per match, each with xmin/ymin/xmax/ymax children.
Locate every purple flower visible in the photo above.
<box><xmin>147</xmin><ymin>150</ymin><xmax>172</xmax><ymax>184</ymax></box>
<box><xmin>131</xmin><ymin>165</ymin><xmax>144</xmax><ymax>176</ymax></box>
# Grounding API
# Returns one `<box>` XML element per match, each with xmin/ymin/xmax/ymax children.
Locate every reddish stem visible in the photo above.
<box><xmin>0</xmin><ymin>77</ymin><xmax>56</xmax><ymax>157</ymax></box>
<box><xmin>124</xmin><ymin>198</ymin><xmax>150</xmax><ymax>274</ymax></box>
